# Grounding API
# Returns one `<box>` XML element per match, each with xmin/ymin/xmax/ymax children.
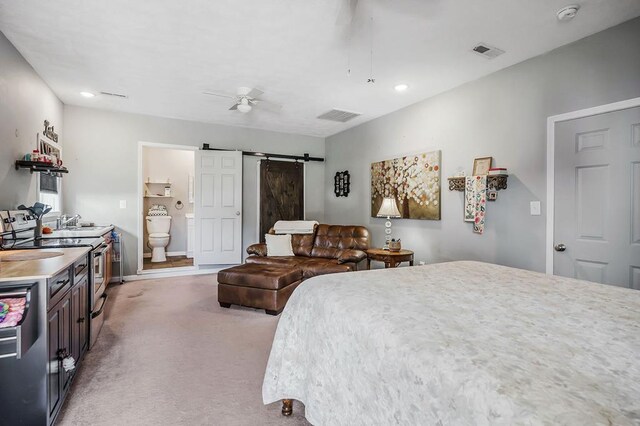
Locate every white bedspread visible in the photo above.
<box><xmin>262</xmin><ymin>261</ymin><xmax>640</xmax><ymax>425</ymax></box>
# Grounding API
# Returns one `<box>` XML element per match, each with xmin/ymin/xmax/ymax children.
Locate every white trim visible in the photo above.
<box><xmin>545</xmin><ymin>96</ymin><xmax>640</xmax><ymax>275</ymax></box>
<box><xmin>143</xmin><ymin>250</ymin><xmax>187</xmax><ymax>258</ymax></box>
<box><xmin>126</xmin><ymin>267</ymin><xmax>224</xmax><ymax>282</ymax></box>
<box><xmin>256</xmin><ymin>159</ymin><xmax>261</xmax><ymax>243</ymax></box>
<box><xmin>137</xmin><ymin>141</ymin><xmax>199</xmax><ymax>274</ymax></box>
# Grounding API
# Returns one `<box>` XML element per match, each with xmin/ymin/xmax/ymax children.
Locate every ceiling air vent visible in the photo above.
<box><xmin>99</xmin><ymin>91</ymin><xmax>128</xmax><ymax>99</ymax></box>
<box><xmin>317</xmin><ymin>109</ymin><xmax>361</xmax><ymax>123</ymax></box>
<box><xmin>472</xmin><ymin>43</ymin><xmax>505</xmax><ymax>59</ymax></box>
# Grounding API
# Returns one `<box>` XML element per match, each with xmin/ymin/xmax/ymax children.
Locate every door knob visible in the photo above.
<box><xmin>554</xmin><ymin>243</ymin><xmax>566</xmax><ymax>252</ymax></box>
<box><xmin>235</xmin><ymin>211</ymin><xmax>241</xmax><ymax>216</ymax></box>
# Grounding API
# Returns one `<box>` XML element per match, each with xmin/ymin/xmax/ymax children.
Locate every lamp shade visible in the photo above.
<box><xmin>377</xmin><ymin>197</ymin><xmax>401</xmax><ymax>218</ymax></box>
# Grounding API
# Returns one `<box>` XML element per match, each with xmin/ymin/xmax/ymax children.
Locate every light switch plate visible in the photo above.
<box><xmin>530</xmin><ymin>201</ymin><xmax>541</xmax><ymax>216</ymax></box>
<box><xmin>119</xmin><ymin>200</ymin><xmax>127</xmax><ymax>209</ymax></box>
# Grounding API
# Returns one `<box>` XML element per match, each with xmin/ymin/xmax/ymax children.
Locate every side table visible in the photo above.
<box><xmin>366</xmin><ymin>248</ymin><xmax>414</xmax><ymax>269</ymax></box>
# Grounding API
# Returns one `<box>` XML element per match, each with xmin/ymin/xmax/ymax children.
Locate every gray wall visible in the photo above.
<box><xmin>0</xmin><ymin>32</ymin><xmax>64</xmax><ymax>209</ymax></box>
<box><xmin>324</xmin><ymin>18</ymin><xmax>640</xmax><ymax>272</ymax></box>
<box><xmin>62</xmin><ymin>106</ymin><xmax>325</xmax><ymax>275</ymax></box>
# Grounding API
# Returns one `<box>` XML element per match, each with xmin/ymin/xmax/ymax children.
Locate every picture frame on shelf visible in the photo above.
<box><xmin>472</xmin><ymin>157</ymin><xmax>492</xmax><ymax>176</ymax></box>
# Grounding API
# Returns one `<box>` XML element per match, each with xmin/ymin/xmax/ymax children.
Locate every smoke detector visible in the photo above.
<box><xmin>557</xmin><ymin>5</ymin><xmax>580</xmax><ymax>21</ymax></box>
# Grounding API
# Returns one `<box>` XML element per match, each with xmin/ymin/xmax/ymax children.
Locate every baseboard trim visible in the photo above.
<box><xmin>128</xmin><ymin>267</ymin><xmax>230</xmax><ymax>281</ymax></box>
<box><xmin>143</xmin><ymin>251</ymin><xmax>187</xmax><ymax>259</ymax></box>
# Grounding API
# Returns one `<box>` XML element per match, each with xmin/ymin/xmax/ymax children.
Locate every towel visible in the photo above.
<box><xmin>273</xmin><ymin>220</ymin><xmax>319</xmax><ymax>234</ymax></box>
<box><xmin>464</xmin><ymin>176</ymin><xmax>487</xmax><ymax>234</ymax></box>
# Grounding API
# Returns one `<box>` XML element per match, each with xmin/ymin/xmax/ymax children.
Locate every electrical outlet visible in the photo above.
<box><xmin>530</xmin><ymin>201</ymin><xmax>541</xmax><ymax>216</ymax></box>
<box><xmin>119</xmin><ymin>200</ymin><xmax>127</xmax><ymax>209</ymax></box>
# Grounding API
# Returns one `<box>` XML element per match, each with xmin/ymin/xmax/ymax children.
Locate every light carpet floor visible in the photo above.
<box><xmin>57</xmin><ymin>274</ymin><xmax>311</xmax><ymax>426</ymax></box>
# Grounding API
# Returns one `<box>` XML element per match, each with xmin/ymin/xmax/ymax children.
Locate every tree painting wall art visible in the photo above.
<box><xmin>371</xmin><ymin>150</ymin><xmax>441</xmax><ymax>220</ymax></box>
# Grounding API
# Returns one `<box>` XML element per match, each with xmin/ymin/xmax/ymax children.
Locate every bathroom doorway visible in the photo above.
<box><xmin>137</xmin><ymin>142</ymin><xmax>197</xmax><ymax>273</ymax></box>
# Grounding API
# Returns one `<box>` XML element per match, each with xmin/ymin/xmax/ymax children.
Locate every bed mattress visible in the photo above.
<box><xmin>263</xmin><ymin>261</ymin><xmax>640</xmax><ymax>425</ymax></box>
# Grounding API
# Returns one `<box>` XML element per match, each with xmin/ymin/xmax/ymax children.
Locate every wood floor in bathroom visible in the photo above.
<box><xmin>143</xmin><ymin>255</ymin><xmax>194</xmax><ymax>270</ymax></box>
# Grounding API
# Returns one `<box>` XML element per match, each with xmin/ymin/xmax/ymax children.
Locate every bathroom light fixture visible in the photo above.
<box><xmin>394</xmin><ymin>84</ymin><xmax>409</xmax><ymax>92</ymax></box>
<box><xmin>80</xmin><ymin>91</ymin><xmax>95</xmax><ymax>98</ymax></box>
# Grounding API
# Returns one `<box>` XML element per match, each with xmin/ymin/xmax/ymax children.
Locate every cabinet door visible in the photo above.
<box><xmin>76</xmin><ymin>275</ymin><xmax>89</xmax><ymax>359</ymax></box>
<box><xmin>71</xmin><ymin>284</ymin><xmax>80</xmax><ymax>363</ymax></box>
<box><xmin>60</xmin><ymin>294</ymin><xmax>73</xmax><ymax>392</ymax></box>
<box><xmin>47</xmin><ymin>308</ymin><xmax>61</xmax><ymax>417</ymax></box>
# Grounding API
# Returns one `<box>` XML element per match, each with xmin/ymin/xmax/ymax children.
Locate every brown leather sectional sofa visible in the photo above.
<box><xmin>245</xmin><ymin>224</ymin><xmax>370</xmax><ymax>279</ymax></box>
<box><xmin>217</xmin><ymin>224</ymin><xmax>370</xmax><ymax>315</ymax></box>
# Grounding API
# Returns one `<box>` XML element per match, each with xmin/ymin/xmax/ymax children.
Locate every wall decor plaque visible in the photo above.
<box><xmin>334</xmin><ymin>171</ymin><xmax>350</xmax><ymax>197</ymax></box>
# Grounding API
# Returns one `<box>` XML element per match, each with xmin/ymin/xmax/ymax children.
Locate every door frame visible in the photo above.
<box><xmin>136</xmin><ymin>141</ymin><xmax>199</xmax><ymax>274</ymax></box>
<box><xmin>545</xmin><ymin>96</ymin><xmax>640</xmax><ymax>274</ymax></box>
<box><xmin>255</xmin><ymin>159</ymin><xmax>307</xmax><ymax>242</ymax></box>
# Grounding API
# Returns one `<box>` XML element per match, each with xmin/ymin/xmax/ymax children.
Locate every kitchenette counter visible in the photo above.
<box><xmin>41</xmin><ymin>225</ymin><xmax>114</xmax><ymax>239</ymax></box>
<box><xmin>0</xmin><ymin>247</ymin><xmax>91</xmax><ymax>282</ymax></box>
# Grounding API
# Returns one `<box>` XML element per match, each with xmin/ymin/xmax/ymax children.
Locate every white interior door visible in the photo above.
<box><xmin>195</xmin><ymin>150</ymin><xmax>242</xmax><ymax>264</ymax></box>
<box><xmin>554</xmin><ymin>106</ymin><xmax>640</xmax><ymax>289</ymax></box>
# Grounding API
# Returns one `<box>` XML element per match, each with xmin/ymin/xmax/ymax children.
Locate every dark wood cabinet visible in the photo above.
<box><xmin>48</xmin><ymin>290</ymin><xmax>72</xmax><ymax>419</ymax></box>
<box><xmin>46</xmin><ymin>258</ymin><xmax>91</xmax><ymax>425</ymax></box>
<box><xmin>71</xmin><ymin>274</ymin><xmax>89</xmax><ymax>365</ymax></box>
<box><xmin>47</xmin><ymin>306</ymin><xmax>62</xmax><ymax>418</ymax></box>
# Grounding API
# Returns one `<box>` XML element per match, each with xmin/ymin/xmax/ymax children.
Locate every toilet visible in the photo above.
<box><xmin>146</xmin><ymin>215</ymin><xmax>172</xmax><ymax>262</ymax></box>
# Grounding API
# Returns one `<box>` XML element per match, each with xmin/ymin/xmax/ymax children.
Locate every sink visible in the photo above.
<box><xmin>1</xmin><ymin>251</ymin><xmax>64</xmax><ymax>261</ymax></box>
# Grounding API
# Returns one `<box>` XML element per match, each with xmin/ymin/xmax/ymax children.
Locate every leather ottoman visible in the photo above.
<box><xmin>217</xmin><ymin>263</ymin><xmax>303</xmax><ymax>315</ymax></box>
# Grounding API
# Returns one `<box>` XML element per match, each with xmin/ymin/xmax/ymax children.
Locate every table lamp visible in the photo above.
<box><xmin>376</xmin><ymin>197</ymin><xmax>401</xmax><ymax>250</ymax></box>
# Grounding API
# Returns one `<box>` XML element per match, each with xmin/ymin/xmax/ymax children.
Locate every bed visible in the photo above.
<box><xmin>262</xmin><ymin>261</ymin><xmax>640</xmax><ymax>425</ymax></box>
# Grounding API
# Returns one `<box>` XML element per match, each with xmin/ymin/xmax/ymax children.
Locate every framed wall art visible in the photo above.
<box><xmin>370</xmin><ymin>150</ymin><xmax>441</xmax><ymax>220</ymax></box>
<box><xmin>472</xmin><ymin>157</ymin><xmax>492</xmax><ymax>176</ymax></box>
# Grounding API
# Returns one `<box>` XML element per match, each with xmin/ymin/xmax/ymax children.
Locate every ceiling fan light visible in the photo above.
<box><xmin>237</xmin><ymin>103</ymin><xmax>252</xmax><ymax>113</ymax></box>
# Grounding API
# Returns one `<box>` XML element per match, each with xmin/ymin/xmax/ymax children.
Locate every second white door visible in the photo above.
<box><xmin>195</xmin><ymin>150</ymin><xmax>242</xmax><ymax>265</ymax></box>
<box><xmin>554</xmin><ymin>106</ymin><xmax>640</xmax><ymax>289</ymax></box>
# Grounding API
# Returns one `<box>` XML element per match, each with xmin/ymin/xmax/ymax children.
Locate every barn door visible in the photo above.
<box><xmin>259</xmin><ymin>160</ymin><xmax>304</xmax><ymax>242</ymax></box>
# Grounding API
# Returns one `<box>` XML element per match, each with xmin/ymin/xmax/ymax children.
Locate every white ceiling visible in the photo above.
<box><xmin>1</xmin><ymin>0</ymin><xmax>639</xmax><ymax>137</ymax></box>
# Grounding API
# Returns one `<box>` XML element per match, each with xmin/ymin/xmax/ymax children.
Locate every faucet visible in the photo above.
<box><xmin>56</xmin><ymin>214</ymin><xmax>82</xmax><ymax>230</ymax></box>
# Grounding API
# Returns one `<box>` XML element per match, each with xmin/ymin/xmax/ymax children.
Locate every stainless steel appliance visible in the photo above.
<box><xmin>0</xmin><ymin>210</ymin><xmax>109</xmax><ymax>348</ymax></box>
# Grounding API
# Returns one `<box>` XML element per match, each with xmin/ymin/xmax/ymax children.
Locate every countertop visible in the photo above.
<box><xmin>41</xmin><ymin>225</ymin><xmax>114</xmax><ymax>239</ymax></box>
<box><xmin>0</xmin><ymin>247</ymin><xmax>91</xmax><ymax>283</ymax></box>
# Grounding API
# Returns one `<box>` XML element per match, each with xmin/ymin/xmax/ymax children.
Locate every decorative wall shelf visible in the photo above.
<box><xmin>448</xmin><ymin>174</ymin><xmax>508</xmax><ymax>191</ymax></box>
<box><xmin>15</xmin><ymin>160</ymin><xmax>68</xmax><ymax>177</ymax></box>
<box><xmin>144</xmin><ymin>195</ymin><xmax>173</xmax><ymax>198</ymax></box>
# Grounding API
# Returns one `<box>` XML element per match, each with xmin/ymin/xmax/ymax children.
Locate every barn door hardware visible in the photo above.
<box><xmin>202</xmin><ymin>144</ymin><xmax>324</xmax><ymax>162</ymax></box>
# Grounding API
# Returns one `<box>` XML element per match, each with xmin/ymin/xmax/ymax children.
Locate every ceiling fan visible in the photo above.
<box><xmin>202</xmin><ymin>87</ymin><xmax>282</xmax><ymax>113</ymax></box>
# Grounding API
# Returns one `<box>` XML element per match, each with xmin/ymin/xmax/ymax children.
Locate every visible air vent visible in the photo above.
<box><xmin>99</xmin><ymin>91</ymin><xmax>128</xmax><ymax>99</ymax></box>
<box><xmin>472</xmin><ymin>43</ymin><xmax>505</xmax><ymax>59</ymax></box>
<box><xmin>317</xmin><ymin>109</ymin><xmax>361</xmax><ymax>123</ymax></box>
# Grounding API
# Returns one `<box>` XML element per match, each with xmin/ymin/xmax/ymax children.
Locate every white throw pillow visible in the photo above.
<box><xmin>265</xmin><ymin>234</ymin><xmax>294</xmax><ymax>257</ymax></box>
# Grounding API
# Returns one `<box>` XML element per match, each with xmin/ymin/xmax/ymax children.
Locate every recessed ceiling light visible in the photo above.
<box><xmin>394</xmin><ymin>84</ymin><xmax>409</xmax><ymax>92</ymax></box>
<box><xmin>80</xmin><ymin>91</ymin><xmax>95</xmax><ymax>98</ymax></box>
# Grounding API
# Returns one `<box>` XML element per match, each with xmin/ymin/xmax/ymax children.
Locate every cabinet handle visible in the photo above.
<box><xmin>77</xmin><ymin>317</ymin><xmax>85</xmax><ymax>323</ymax></box>
<box><xmin>75</xmin><ymin>264</ymin><xmax>87</xmax><ymax>275</ymax></box>
<box><xmin>57</xmin><ymin>278</ymin><xmax>70</xmax><ymax>286</ymax></box>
